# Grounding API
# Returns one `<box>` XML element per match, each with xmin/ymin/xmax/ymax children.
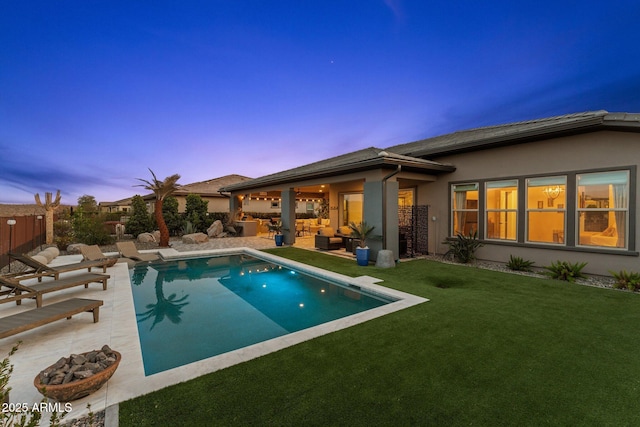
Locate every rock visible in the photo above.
<box><xmin>66</xmin><ymin>243</ymin><xmax>87</xmax><ymax>255</ymax></box>
<box><xmin>44</xmin><ymin>246</ymin><xmax>60</xmax><ymax>258</ymax></box>
<box><xmin>71</xmin><ymin>354</ymin><xmax>87</xmax><ymax>365</ymax></box>
<box><xmin>37</xmin><ymin>346</ymin><xmax>118</xmax><ymax>388</ymax></box>
<box><xmin>37</xmin><ymin>250</ymin><xmax>55</xmax><ymax>263</ymax></box>
<box><xmin>152</xmin><ymin>230</ymin><xmax>161</xmax><ymax>241</ymax></box>
<box><xmin>207</xmin><ymin>220</ymin><xmax>224</xmax><ymax>237</ymax></box>
<box><xmin>375</xmin><ymin>250</ymin><xmax>396</xmax><ymax>268</ymax></box>
<box><xmin>73</xmin><ymin>370</ymin><xmax>95</xmax><ymax>380</ymax></box>
<box><xmin>182</xmin><ymin>233</ymin><xmax>209</xmax><ymax>244</ymax></box>
<box><xmin>137</xmin><ymin>232</ymin><xmax>156</xmax><ymax>243</ymax></box>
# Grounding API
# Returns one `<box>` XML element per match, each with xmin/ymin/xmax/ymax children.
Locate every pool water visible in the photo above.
<box><xmin>129</xmin><ymin>254</ymin><xmax>392</xmax><ymax>375</ymax></box>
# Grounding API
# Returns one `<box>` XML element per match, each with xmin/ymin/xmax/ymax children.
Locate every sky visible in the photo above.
<box><xmin>2</xmin><ymin>1</ymin><xmax>640</xmax><ymax>205</ymax></box>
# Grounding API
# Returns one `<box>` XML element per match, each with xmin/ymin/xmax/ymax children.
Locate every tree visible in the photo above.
<box><xmin>72</xmin><ymin>195</ymin><xmax>113</xmax><ymax>245</ymax></box>
<box><xmin>184</xmin><ymin>194</ymin><xmax>209</xmax><ymax>233</ymax></box>
<box><xmin>77</xmin><ymin>194</ymin><xmax>98</xmax><ymax>214</ymax></box>
<box><xmin>34</xmin><ymin>190</ymin><xmax>61</xmax><ymax>244</ymax></box>
<box><xmin>126</xmin><ymin>195</ymin><xmax>153</xmax><ymax>238</ymax></box>
<box><xmin>136</xmin><ymin>169</ymin><xmax>181</xmax><ymax>247</ymax></box>
<box><xmin>162</xmin><ymin>196</ymin><xmax>183</xmax><ymax>236</ymax></box>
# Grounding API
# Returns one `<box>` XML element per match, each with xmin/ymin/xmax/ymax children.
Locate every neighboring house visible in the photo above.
<box><xmin>221</xmin><ymin>111</ymin><xmax>640</xmax><ymax>275</ymax></box>
<box><xmin>101</xmin><ymin>174</ymin><xmax>253</xmax><ymax>214</ymax></box>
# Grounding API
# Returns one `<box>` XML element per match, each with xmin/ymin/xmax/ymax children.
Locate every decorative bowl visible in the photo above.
<box><xmin>33</xmin><ymin>350</ymin><xmax>121</xmax><ymax>402</ymax></box>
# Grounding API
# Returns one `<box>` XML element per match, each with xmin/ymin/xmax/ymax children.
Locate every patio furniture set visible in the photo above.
<box><xmin>0</xmin><ymin>242</ymin><xmax>160</xmax><ymax>339</ymax></box>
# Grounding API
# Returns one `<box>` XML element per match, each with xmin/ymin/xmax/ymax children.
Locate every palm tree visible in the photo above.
<box><xmin>136</xmin><ymin>169</ymin><xmax>181</xmax><ymax>247</ymax></box>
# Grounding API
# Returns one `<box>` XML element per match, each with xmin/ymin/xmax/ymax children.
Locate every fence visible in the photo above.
<box><xmin>0</xmin><ymin>215</ymin><xmax>47</xmax><ymax>268</ymax></box>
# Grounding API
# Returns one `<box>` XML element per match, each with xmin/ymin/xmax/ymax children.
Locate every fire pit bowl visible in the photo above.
<box><xmin>33</xmin><ymin>349</ymin><xmax>121</xmax><ymax>402</ymax></box>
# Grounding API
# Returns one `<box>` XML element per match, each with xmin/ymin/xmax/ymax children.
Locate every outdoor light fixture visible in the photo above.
<box><xmin>543</xmin><ymin>186</ymin><xmax>563</xmax><ymax>207</ymax></box>
<box><xmin>7</xmin><ymin>218</ymin><xmax>16</xmax><ymax>272</ymax></box>
<box><xmin>37</xmin><ymin>215</ymin><xmax>43</xmax><ymax>250</ymax></box>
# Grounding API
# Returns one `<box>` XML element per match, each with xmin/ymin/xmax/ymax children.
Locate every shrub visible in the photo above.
<box><xmin>443</xmin><ymin>230</ymin><xmax>484</xmax><ymax>264</ymax></box>
<box><xmin>609</xmin><ymin>270</ymin><xmax>640</xmax><ymax>291</ymax></box>
<box><xmin>506</xmin><ymin>255</ymin><xmax>535</xmax><ymax>272</ymax></box>
<box><xmin>126</xmin><ymin>195</ymin><xmax>154</xmax><ymax>238</ymax></box>
<box><xmin>543</xmin><ymin>260</ymin><xmax>587</xmax><ymax>282</ymax></box>
<box><xmin>72</xmin><ymin>212</ymin><xmax>114</xmax><ymax>246</ymax></box>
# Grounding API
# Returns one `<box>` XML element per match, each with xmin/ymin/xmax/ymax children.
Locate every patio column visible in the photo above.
<box><xmin>281</xmin><ymin>188</ymin><xmax>296</xmax><ymax>245</ymax></box>
<box><xmin>363</xmin><ymin>180</ymin><xmax>399</xmax><ymax>260</ymax></box>
<box><xmin>229</xmin><ymin>195</ymin><xmax>241</xmax><ymax>221</ymax></box>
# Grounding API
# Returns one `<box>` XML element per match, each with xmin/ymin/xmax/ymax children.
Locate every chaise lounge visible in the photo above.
<box><xmin>0</xmin><ymin>272</ymin><xmax>110</xmax><ymax>308</ymax></box>
<box><xmin>116</xmin><ymin>241</ymin><xmax>160</xmax><ymax>262</ymax></box>
<box><xmin>0</xmin><ymin>298</ymin><xmax>103</xmax><ymax>339</ymax></box>
<box><xmin>9</xmin><ymin>252</ymin><xmax>114</xmax><ymax>281</ymax></box>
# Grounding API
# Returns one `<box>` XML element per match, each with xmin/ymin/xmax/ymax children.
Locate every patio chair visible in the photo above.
<box><xmin>116</xmin><ymin>241</ymin><xmax>160</xmax><ymax>262</ymax></box>
<box><xmin>0</xmin><ymin>272</ymin><xmax>110</xmax><ymax>307</ymax></box>
<box><xmin>314</xmin><ymin>227</ymin><xmax>344</xmax><ymax>250</ymax></box>
<box><xmin>0</xmin><ymin>298</ymin><xmax>103</xmax><ymax>339</ymax></box>
<box><xmin>80</xmin><ymin>245</ymin><xmax>120</xmax><ymax>264</ymax></box>
<box><xmin>9</xmin><ymin>252</ymin><xmax>114</xmax><ymax>281</ymax></box>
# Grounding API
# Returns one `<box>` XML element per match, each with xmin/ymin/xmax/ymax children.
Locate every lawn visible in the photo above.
<box><xmin>119</xmin><ymin>248</ymin><xmax>640</xmax><ymax>426</ymax></box>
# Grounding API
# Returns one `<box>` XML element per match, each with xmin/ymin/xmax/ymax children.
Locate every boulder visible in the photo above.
<box><xmin>137</xmin><ymin>232</ymin><xmax>156</xmax><ymax>243</ymax></box>
<box><xmin>182</xmin><ymin>233</ymin><xmax>209</xmax><ymax>244</ymax></box>
<box><xmin>37</xmin><ymin>250</ymin><xmax>55</xmax><ymax>263</ymax></box>
<box><xmin>375</xmin><ymin>250</ymin><xmax>396</xmax><ymax>268</ymax></box>
<box><xmin>66</xmin><ymin>243</ymin><xmax>87</xmax><ymax>255</ymax></box>
<box><xmin>207</xmin><ymin>220</ymin><xmax>224</xmax><ymax>237</ymax></box>
<box><xmin>152</xmin><ymin>230</ymin><xmax>161</xmax><ymax>241</ymax></box>
<box><xmin>44</xmin><ymin>246</ymin><xmax>60</xmax><ymax>258</ymax></box>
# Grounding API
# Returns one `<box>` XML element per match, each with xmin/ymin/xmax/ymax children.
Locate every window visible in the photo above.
<box><xmin>452</xmin><ymin>183</ymin><xmax>478</xmax><ymax>235</ymax></box>
<box><xmin>485</xmin><ymin>180</ymin><xmax>517</xmax><ymax>240</ymax></box>
<box><xmin>341</xmin><ymin>193</ymin><xmax>363</xmax><ymax>226</ymax></box>
<box><xmin>577</xmin><ymin>171</ymin><xmax>628</xmax><ymax>249</ymax></box>
<box><xmin>526</xmin><ymin>176</ymin><xmax>566</xmax><ymax>244</ymax></box>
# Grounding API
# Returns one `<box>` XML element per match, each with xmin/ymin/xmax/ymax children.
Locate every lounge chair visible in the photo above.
<box><xmin>0</xmin><ymin>272</ymin><xmax>109</xmax><ymax>308</ymax></box>
<box><xmin>314</xmin><ymin>227</ymin><xmax>344</xmax><ymax>250</ymax></box>
<box><xmin>80</xmin><ymin>245</ymin><xmax>120</xmax><ymax>264</ymax></box>
<box><xmin>0</xmin><ymin>298</ymin><xmax>103</xmax><ymax>339</ymax></box>
<box><xmin>116</xmin><ymin>241</ymin><xmax>160</xmax><ymax>262</ymax></box>
<box><xmin>9</xmin><ymin>252</ymin><xmax>113</xmax><ymax>281</ymax></box>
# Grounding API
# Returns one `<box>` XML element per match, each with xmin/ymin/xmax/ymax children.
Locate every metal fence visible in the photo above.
<box><xmin>0</xmin><ymin>215</ymin><xmax>47</xmax><ymax>268</ymax></box>
<box><xmin>398</xmin><ymin>205</ymin><xmax>429</xmax><ymax>257</ymax></box>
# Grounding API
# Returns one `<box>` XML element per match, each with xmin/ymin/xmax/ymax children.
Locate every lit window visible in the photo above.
<box><xmin>577</xmin><ymin>171</ymin><xmax>628</xmax><ymax>249</ymax></box>
<box><xmin>485</xmin><ymin>180</ymin><xmax>517</xmax><ymax>241</ymax></box>
<box><xmin>452</xmin><ymin>183</ymin><xmax>478</xmax><ymax>236</ymax></box>
<box><xmin>526</xmin><ymin>177</ymin><xmax>566</xmax><ymax>244</ymax></box>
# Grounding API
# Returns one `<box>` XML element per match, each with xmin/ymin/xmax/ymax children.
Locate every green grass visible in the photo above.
<box><xmin>120</xmin><ymin>248</ymin><xmax>640</xmax><ymax>426</ymax></box>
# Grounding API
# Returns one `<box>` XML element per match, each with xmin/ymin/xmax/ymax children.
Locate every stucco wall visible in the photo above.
<box><xmin>420</xmin><ymin>130</ymin><xmax>640</xmax><ymax>275</ymax></box>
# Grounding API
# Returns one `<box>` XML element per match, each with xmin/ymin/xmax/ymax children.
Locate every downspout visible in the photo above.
<box><xmin>381</xmin><ymin>164</ymin><xmax>401</xmax><ymax>249</ymax></box>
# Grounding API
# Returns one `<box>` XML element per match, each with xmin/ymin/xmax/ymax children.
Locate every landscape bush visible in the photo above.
<box><xmin>507</xmin><ymin>255</ymin><xmax>535</xmax><ymax>272</ymax></box>
<box><xmin>443</xmin><ymin>229</ymin><xmax>484</xmax><ymax>263</ymax></box>
<box><xmin>609</xmin><ymin>270</ymin><xmax>640</xmax><ymax>291</ymax></box>
<box><xmin>543</xmin><ymin>260</ymin><xmax>587</xmax><ymax>282</ymax></box>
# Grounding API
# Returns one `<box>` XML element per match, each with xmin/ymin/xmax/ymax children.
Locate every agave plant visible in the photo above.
<box><xmin>443</xmin><ymin>229</ymin><xmax>484</xmax><ymax>263</ymax></box>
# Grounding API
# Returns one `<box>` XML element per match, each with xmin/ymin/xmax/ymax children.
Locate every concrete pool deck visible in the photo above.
<box><xmin>0</xmin><ymin>235</ymin><xmax>427</xmax><ymax>426</ymax></box>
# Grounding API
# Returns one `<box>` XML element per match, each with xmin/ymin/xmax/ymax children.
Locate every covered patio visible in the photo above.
<box><xmin>221</xmin><ymin>147</ymin><xmax>455</xmax><ymax>262</ymax></box>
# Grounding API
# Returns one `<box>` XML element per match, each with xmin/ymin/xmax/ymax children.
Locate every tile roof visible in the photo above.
<box><xmin>386</xmin><ymin>110</ymin><xmax>640</xmax><ymax>157</ymax></box>
<box><xmin>220</xmin><ymin>147</ymin><xmax>454</xmax><ymax>192</ymax></box>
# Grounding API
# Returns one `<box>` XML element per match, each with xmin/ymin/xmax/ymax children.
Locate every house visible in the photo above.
<box><xmin>221</xmin><ymin>111</ymin><xmax>640</xmax><ymax>275</ymax></box>
<box><xmin>100</xmin><ymin>174</ymin><xmax>253</xmax><ymax>214</ymax></box>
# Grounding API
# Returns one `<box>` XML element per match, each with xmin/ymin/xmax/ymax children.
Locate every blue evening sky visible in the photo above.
<box><xmin>2</xmin><ymin>1</ymin><xmax>639</xmax><ymax>204</ymax></box>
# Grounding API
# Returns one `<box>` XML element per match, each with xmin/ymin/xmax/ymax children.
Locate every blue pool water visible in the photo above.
<box><xmin>129</xmin><ymin>254</ymin><xmax>392</xmax><ymax>375</ymax></box>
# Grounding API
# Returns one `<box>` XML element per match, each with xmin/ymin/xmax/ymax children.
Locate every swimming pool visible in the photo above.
<box><xmin>129</xmin><ymin>252</ymin><xmax>396</xmax><ymax>375</ymax></box>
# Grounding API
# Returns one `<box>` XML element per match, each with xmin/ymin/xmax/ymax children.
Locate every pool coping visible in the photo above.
<box><xmin>1</xmin><ymin>247</ymin><xmax>427</xmax><ymax>424</ymax></box>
